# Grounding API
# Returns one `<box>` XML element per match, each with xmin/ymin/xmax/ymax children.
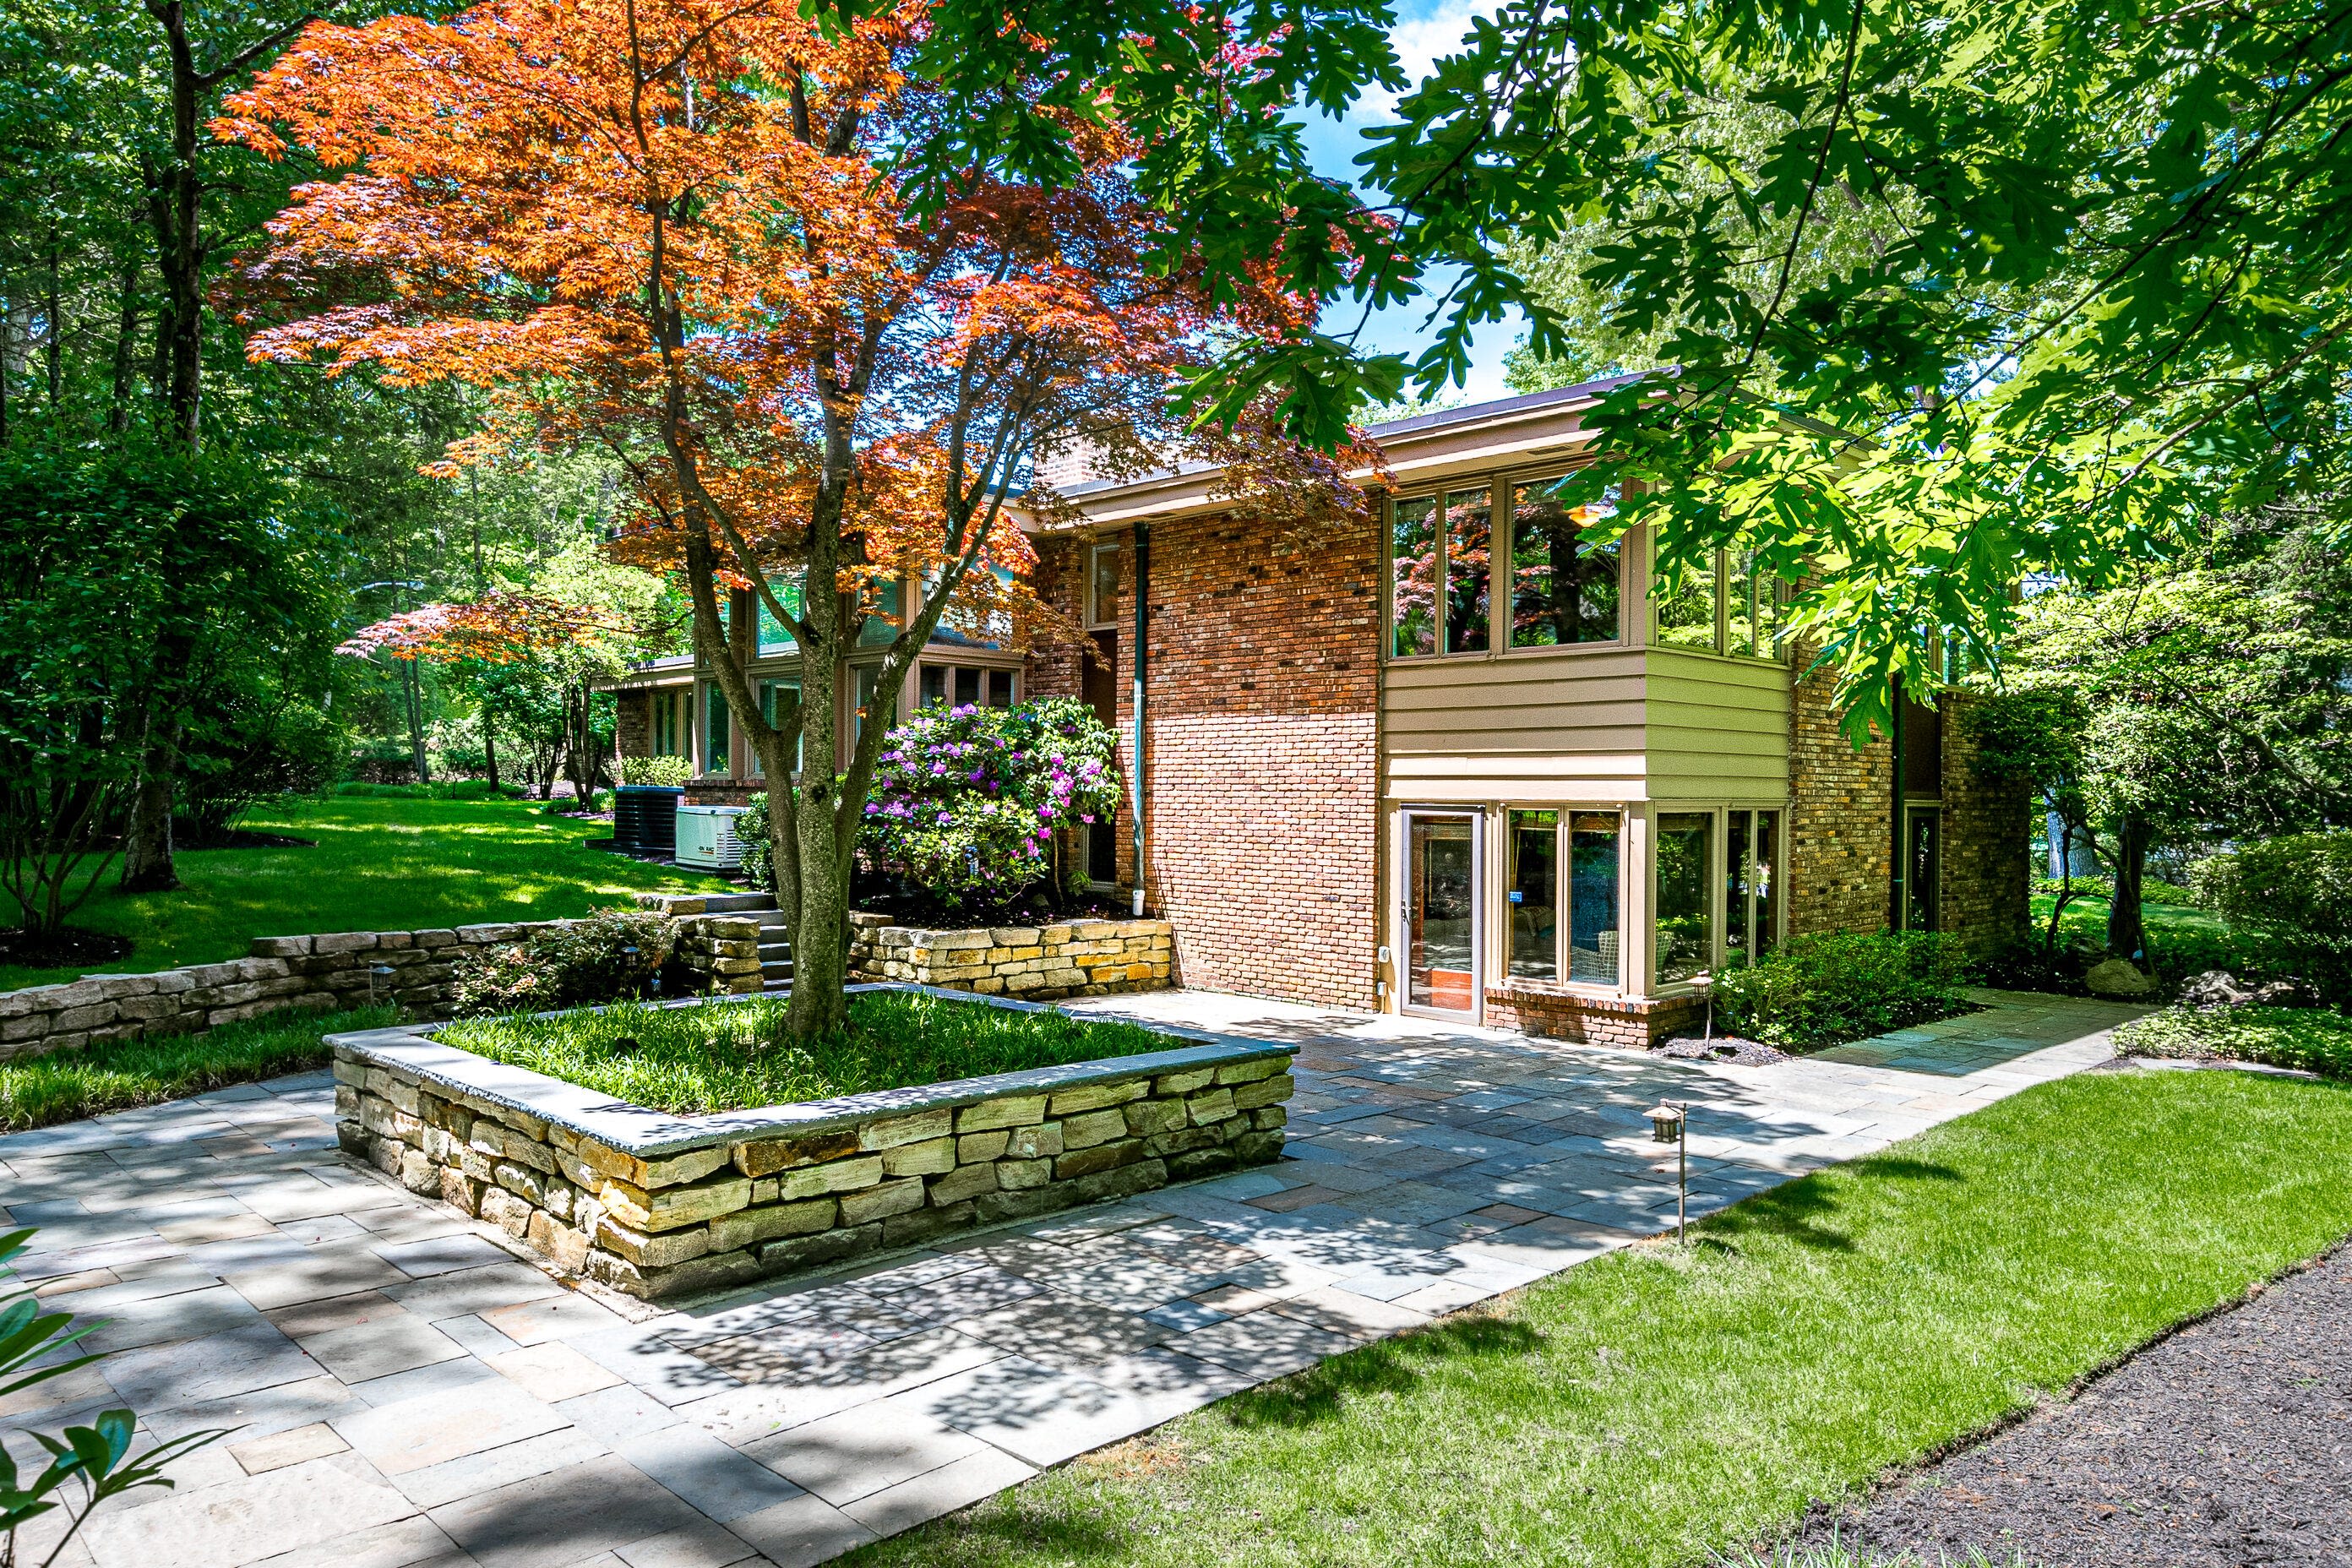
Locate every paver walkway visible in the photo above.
<box><xmin>1</xmin><ymin>988</ymin><xmax>2142</xmax><ymax>1568</ymax></box>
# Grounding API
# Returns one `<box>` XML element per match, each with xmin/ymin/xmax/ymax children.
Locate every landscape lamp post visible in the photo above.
<box><xmin>1647</xmin><ymin>1099</ymin><xmax>1690</xmax><ymax>1244</ymax></box>
<box><xmin>368</xmin><ymin>963</ymin><xmax>395</xmax><ymax>1008</ymax></box>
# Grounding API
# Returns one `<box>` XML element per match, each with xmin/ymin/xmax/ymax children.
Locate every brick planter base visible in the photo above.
<box><xmin>848</xmin><ymin>914</ymin><xmax>1173</xmax><ymax>1001</ymax></box>
<box><xmin>329</xmin><ymin>989</ymin><xmax>1292</xmax><ymax>1299</ymax></box>
<box><xmin>1481</xmin><ymin>985</ymin><xmax>1708</xmax><ymax>1049</ymax></box>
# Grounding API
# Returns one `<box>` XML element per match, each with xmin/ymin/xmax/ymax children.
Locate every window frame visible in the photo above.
<box><xmin>1499</xmin><ymin>803</ymin><xmax>1629</xmax><ymax>994</ymax></box>
<box><xmin>1085</xmin><ymin>537</ymin><xmax>1122</xmax><ymax>630</ymax></box>
<box><xmin>1648</xmin><ymin>538</ymin><xmax>1794</xmax><ymax>663</ymax></box>
<box><xmin>1385</xmin><ymin>466</ymin><xmax>1630</xmax><ymax>664</ymax></box>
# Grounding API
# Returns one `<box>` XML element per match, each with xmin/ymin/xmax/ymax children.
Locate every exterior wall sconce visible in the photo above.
<box><xmin>1646</xmin><ymin>1099</ymin><xmax>1690</xmax><ymax>1244</ymax></box>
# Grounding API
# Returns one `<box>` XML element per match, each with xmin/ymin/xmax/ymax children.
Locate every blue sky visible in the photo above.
<box><xmin>1294</xmin><ymin>0</ymin><xmax>1519</xmax><ymax>406</ymax></box>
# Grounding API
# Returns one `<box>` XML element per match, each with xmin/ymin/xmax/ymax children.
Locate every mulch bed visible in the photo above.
<box><xmin>0</xmin><ymin>927</ymin><xmax>133</xmax><ymax>970</ymax></box>
<box><xmin>1807</xmin><ymin>1242</ymin><xmax>2352</xmax><ymax>1566</ymax></box>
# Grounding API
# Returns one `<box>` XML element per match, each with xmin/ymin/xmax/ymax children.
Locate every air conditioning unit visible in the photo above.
<box><xmin>674</xmin><ymin>804</ymin><xmax>749</xmax><ymax>872</ymax></box>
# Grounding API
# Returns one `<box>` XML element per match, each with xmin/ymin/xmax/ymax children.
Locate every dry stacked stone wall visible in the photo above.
<box><xmin>0</xmin><ymin>915</ymin><xmax>757</xmax><ymax>1064</ymax></box>
<box><xmin>334</xmin><ymin>1020</ymin><xmax>1294</xmax><ymax>1299</ymax></box>
<box><xmin>847</xmin><ymin>914</ymin><xmax>1172</xmax><ymax>999</ymax></box>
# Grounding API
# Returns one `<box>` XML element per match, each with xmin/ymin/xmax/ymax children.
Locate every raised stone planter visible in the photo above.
<box><xmin>0</xmin><ymin>912</ymin><xmax>759</xmax><ymax>1064</ymax></box>
<box><xmin>848</xmin><ymin>914</ymin><xmax>1173</xmax><ymax>1000</ymax></box>
<box><xmin>327</xmin><ymin>988</ymin><xmax>1293</xmax><ymax>1299</ymax></box>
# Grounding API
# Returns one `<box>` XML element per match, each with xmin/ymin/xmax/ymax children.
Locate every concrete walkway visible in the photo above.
<box><xmin>1</xmin><ymin>988</ymin><xmax>2144</xmax><ymax>1568</ymax></box>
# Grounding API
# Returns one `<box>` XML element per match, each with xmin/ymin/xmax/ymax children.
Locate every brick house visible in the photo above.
<box><xmin>607</xmin><ymin>378</ymin><xmax>2029</xmax><ymax>1047</ymax></box>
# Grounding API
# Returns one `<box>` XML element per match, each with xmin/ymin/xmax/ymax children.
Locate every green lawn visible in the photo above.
<box><xmin>3</xmin><ymin>795</ymin><xmax>730</xmax><ymax>992</ymax></box>
<box><xmin>437</xmin><ymin>992</ymin><xmax>1171</xmax><ymax>1113</ymax></box>
<box><xmin>858</xmin><ymin>1069</ymin><xmax>2352</xmax><ymax>1568</ymax></box>
<box><xmin>0</xmin><ymin>1004</ymin><xmax>395</xmax><ymax>1131</ymax></box>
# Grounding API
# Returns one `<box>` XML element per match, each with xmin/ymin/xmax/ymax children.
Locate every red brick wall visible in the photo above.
<box><xmin>1787</xmin><ymin>656</ymin><xmax>1895</xmax><ymax>938</ymax></box>
<box><xmin>616</xmin><ymin>691</ymin><xmax>652</xmax><ymax>760</ymax></box>
<box><xmin>1026</xmin><ymin>514</ymin><xmax>1381</xmax><ymax>1009</ymax></box>
<box><xmin>1940</xmin><ymin>693</ymin><xmax>2031</xmax><ymax>953</ymax></box>
<box><xmin>1785</xmin><ymin>665</ymin><xmax>2028</xmax><ymax>950</ymax></box>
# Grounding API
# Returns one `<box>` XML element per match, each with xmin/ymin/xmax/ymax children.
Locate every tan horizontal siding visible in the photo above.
<box><xmin>1643</xmin><ymin>648</ymin><xmax>1790</xmax><ymax>798</ymax></box>
<box><xmin>1382</xmin><ymin>647</ymin><xmax>1648</xmax><ymax>755</ymax></box>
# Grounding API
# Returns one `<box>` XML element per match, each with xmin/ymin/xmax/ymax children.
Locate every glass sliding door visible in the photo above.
<box><xmin>1402</xmin><ymin>811</ymin><xmax>1481</xmax><ymax>1018</ymax></box>
<box><xmin>1755</xmin><ymin>809</ymin><xmax>1780</xmax><ymax>954</ymax></box>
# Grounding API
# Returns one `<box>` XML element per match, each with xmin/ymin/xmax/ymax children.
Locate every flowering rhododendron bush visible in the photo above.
<box><xmin>861</xmin><ymin>699</ymin><xmax>1120</xmax><ymax>908</ymax></box>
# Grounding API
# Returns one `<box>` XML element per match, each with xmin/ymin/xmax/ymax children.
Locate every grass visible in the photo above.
<box><xmin>851</xmin><ymin>1068</ymin><xmax>2352</xmax><ymax>1568</ymax></box>
<box><xmin>434</xmin><ymin>991</ymin><xmax>1172</xmax><ymax>1112</ymax></box>
<box><xmin>2</xmin><ymin>794</ymin><xmax>730</xmax><ymax>992</ymax></box>
<box><xmin>0</xmin><ymin>1005</ymin><xmax>394</xmax><ymax>1132</ymax></box>
<box><xmin>2119</xmin><ymin>1004</ymin><xmax>2352</xmax><ymax>1079</ymax></box>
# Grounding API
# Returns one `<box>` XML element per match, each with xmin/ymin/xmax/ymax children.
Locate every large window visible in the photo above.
<box><xmin>1393</xmin><ymin>476</ymin><xmax>1622</xmax><ymax>658</ymax></box>
<box><xmin>755</xmin><ymin>576</ymin><xmax>803</xmax><ymax>652</ymax></box>
<box><xmin>1505</xmin><ymin>808</ymin><xmax>1623</xmax><ymax>988</ymax></box>
<box><xmin>1654</xmin><ymin>812</ymin><xmax>1714</xmax><ymax>984</ymax></box>
<box><xmin>1509</xmin><ymin>478</ymin><xmax>1620</xmax><ymax>646</ymax></box>
<box><xmin>1568</xmin><ymin>814</ymin><xmax>1623</xmax><ymax>984</ymax></box>
<box><xmin>1655</xmin><ymin>544</ymin><xmax>1787</xmax><ymax>660</ymax></box>
<box><xmin>750</xmin><ymin>679</ymin><xmax>802</xmax><ymax>776</ymax></box>
<box><xmin>1087</xmin><ymin>540</ymin><xmax>1121</xmax><ymax>629</ymax></box>
<box><xmin>1507</xmin><ymin>810</ymin><xmax>1559</xmax><ymax>982</ymax></box>
<box><xmin>701</xmin><ymin>682</ymin><xmax>731</xmax><ymax>776</ymax></box>
<box><xmin>918</xmin><ymin>664</ymin><xmax>1015</xmax><ymax>711</ymax></box>
<box><xmin>1442</xmin><ymin>487</ymin><xmax>1492</xmax><ymax>654</ymax></box>
<box><xmin>651</xmin><ymin>689</ymin><xmax>688</xmax><ymax>757</ymax></box>
<box><xmin>1391</xmin><ymin>496</ymin><xmax>1439</xmax><ymax>657</ymax></box>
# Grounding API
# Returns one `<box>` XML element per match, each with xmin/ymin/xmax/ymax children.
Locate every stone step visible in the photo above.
<box><xmin>693</xmin><ymin>893</ymin><xmax>781</xmax><ymax>914</ymax></box>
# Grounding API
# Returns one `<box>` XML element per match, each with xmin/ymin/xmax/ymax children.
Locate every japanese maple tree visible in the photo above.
<box><xmin>220</xmin><ymin>0</ymin><xmax>1335</xmax><ymax>1036</ymax></box>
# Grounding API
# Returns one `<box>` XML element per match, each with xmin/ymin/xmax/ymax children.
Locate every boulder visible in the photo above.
<box><xmin>2085</xmin><ymin>957</ymin><xmax>2157</xmax><ymax>998</ymax></box>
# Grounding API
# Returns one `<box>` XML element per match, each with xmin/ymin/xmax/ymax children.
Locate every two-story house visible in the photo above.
<box><xmin>609</xmin><ymin>377</ymin><xmax>2028</xmax><ymax>1046</ymax></box>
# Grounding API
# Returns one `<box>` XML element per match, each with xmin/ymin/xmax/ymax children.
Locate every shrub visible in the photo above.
<box><xmin>738</xmin><ymin>792</ymin><xmax>777</xmax><ymax>895</ymax></box>
<box><xmin>449</xmin><ymin>909</ymin><xmax>677</xmax><ymax>1015</ymax></box>
<box><xmin>2029</xmin><ymin>873</ymin><xmax>2195</xmax><ymax>906</ymax></box>
<box><xmin>2190</xmin><ymin>832</ymin><xmax>2352</xmax><ymax>998</ymax></box>
<box><xmin>859</xmin><ymin>697</ymin><xmax>1121</xmax><ymax>908</ymax></box>
<box><xmin>1712</xmin><ymin>931</ymin><xmax>1975</xmax><ymax>1050</ymax></box>
<box><xmin>2117</xmin><ymin>1004</ymin><xmax>2352</xmax><ymax>1080</ymax></box>
<box><xmin>620</xmin><ymin>754</ymin><xmax>694</xmax><ymax>787</ymax></box>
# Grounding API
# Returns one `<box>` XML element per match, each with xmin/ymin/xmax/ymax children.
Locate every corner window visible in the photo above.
<box><xmin>1510</xmin><ymin>479</ymin><xmax>1620</xmax><ymax>646</ymax></box>
<box><xmin>1568</xmin><ymin>813</ymin><xmax>1623</xmax><ymax>984</ymax></box>
<box><xmin>1653</xmin><ymin>549</ymin><xmax>1720</xmax><ymax>651</ymax></box>
<box><xmin>1654</xmin><ymin>812</ymin><xmax>1714</xmax><ymax>984</ymax></box>
<box><xmin>1087</xmin><ymin>540</ymin><xmax>1121</xmax><ymax>629</ymax></box>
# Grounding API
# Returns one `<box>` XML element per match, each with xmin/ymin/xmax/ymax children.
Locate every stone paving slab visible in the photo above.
<box><xmin>0</xmin><ymin>989</ymin><xmax>2143</xmax><ymax>1568</ymax></box>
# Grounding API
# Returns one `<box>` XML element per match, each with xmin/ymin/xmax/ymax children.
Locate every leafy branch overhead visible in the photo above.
<box><xmin>839</xmin><ymin>0</ymin><xmax>2352</xmax><ymax>732</ymax></box>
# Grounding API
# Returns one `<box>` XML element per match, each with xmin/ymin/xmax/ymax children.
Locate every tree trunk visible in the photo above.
<box><xmin>144</xmin><ymin>3</ymin><xmax>208</xmax><ymax>449</ymax></box>
<box><xmin>403</xmin><ymin>659</ymin><xmax>428</xmax><ymax>782</ymax></box>
<box><xmin>44</xmin><ymin>242</ymin><xmax>63</xmax><ymax>410</ymax></box>
<box><xmin>120</xmin><ymin>622</ymin><xmax>196</xmax><ymax>892</ymax></box>
<box><xmin>1</xmin><ymin>292</ymin><xmax>12</xmax><ymax>447</ymax></box>
<box><xmin>482</xmin><ymin>705</ymin><xmax>500</xmax><ymax>792</ymax></box>
<box><xmin>2106</xmin><ymin>811</ymin><xmax>2150</xmax><ymax>961</ymax></box>
<box><xmin>107</xmin><ymin>253</ymin><xmax>140</xmax><ymax>435</ymax></box>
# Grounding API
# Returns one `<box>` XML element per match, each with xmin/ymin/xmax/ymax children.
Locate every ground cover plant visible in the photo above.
<box><xmin>1712</xmin><ymin>932</ymin><xmax>1974</xmax><ymax>1050</ymax></box>
<box><xmin>0</xmin><ymin>795</ymin><xmax>727</xmax><ymax>992</ymax></box>
<box><xmin>2118</xmin><ymin>1005</ymin><xmax>2352</xmax><ymax>1081</ymax></box>
<box><xmin>435</xmin><ymin>992</ymin><xmax>1168</xmax><ymax>1113</ymax></box>
<box><xmin>853</xmin><ymin>1068</ymin><xmax>2352</xmax><ymax>1568</ymax></box>
<box><xmin>0</xmin><ymin>1005</ymin><xmax>393</xmax><ymax>1132</ymax></box>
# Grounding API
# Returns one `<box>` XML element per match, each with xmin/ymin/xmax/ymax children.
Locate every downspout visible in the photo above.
<box><xmin>1129</xmin><ymin>522</ymin><xmax>1150</xmax><ymax>918</ymax></box>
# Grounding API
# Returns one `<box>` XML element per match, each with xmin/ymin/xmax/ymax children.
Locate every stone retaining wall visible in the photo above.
<box><xmin>0</xmin><ymin>915</ymin><xmax>756</xmax><ymax>1064</ymax></box>
<box><xmin>847</xmin><ymin>914</ymin><xmax>1173</xmax><ymax>1000</ymax></box>
<box><xmin>330</xmin><ymin>994</ymin><xmax>1294</xmax><ymax>1298</ymax></box>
